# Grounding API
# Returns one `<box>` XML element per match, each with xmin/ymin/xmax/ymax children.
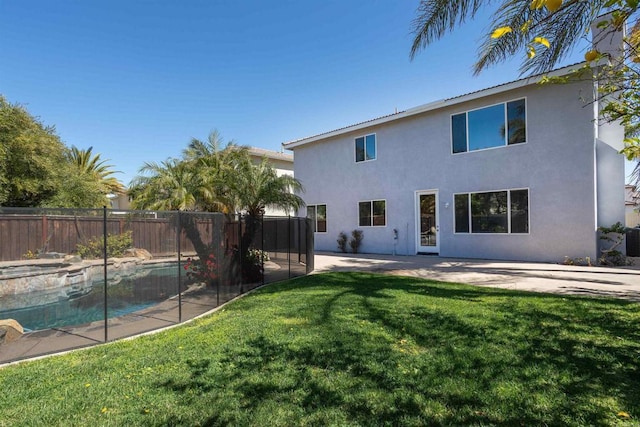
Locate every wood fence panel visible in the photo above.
<box><xmin>0</xmin><ymin>213</ymin><xmax>243</xmax><ymax>261</ymax></box>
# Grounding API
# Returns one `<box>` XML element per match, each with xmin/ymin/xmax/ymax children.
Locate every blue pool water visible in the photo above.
<box><xmin>0</xmin><ymin>265</ymin><xmax>188</xmax><ymax>331</ymax></box>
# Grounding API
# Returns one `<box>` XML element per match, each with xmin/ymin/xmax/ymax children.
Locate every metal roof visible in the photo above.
<box><xmin>282</xmin><ymin>62</ymin><xmax>586</xmax><ymax>150</ymax></box>
<box><xmin>248</xmin><ymin>147</ymin><xmax>293</xmax><ymax>162</ymax></box>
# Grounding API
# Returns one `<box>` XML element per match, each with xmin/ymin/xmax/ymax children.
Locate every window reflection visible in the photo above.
<box><xmin>316</xmin><ymin>205</ymin><xmax>327</xmax><ymax>233</ymax></box>
<box><xmin>507</xmin><ymin>99</ymin><xmax>526</xmax><ymax>145</ymax></box>
<box><xmin>455</xmin><ymin>189</ymin><xmax>529</xmax><ymax>233</ymax></box>
<box><xmin>355</xmin><ymin>134</ymin><xmax>376</xmax><ymax>162</ymax></box>
<box><xmin>471</xmin><ymin>191</ymin><xmax>508</xmax><ymax>233</ymax></box>
<box><xmin>451</xmin><ymin>99</ymin><xmax>526</xmax><ymax>153</ymax></box>
<box><xmin>468</xmin><ymin>104</ymin><xmax>505</xmax><ymax>151</ymax></box>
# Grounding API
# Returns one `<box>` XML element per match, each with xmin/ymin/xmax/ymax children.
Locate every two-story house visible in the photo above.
<box><xmin>283</xmin><ymin>30</ymin><xmax>626</xmax><ymax>262</ymax></box>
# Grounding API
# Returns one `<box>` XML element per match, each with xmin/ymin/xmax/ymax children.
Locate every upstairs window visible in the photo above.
<box><xmin>307</xmin><ymin>204</ymin><xmax>327</xmax><ymax>233</ymax></box>
<box><xmin>355</xmin><ymin>134</ymin><xmax>376</xmax><ymax>162</ymax></box>
<box><xmin>452</xmin><ymin>99</ymin><xmax>526</xmax><ymax>153</ymax></box>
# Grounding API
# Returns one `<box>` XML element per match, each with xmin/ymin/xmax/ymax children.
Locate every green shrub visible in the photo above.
<box><xmin>247</xmin><ymin>248</ymin><xmax>270</xmax><ymax>265</ymax></box>
<box><xmin>337</xmin><ymin>231</ymin><xmax>348</xmax><ymax>253</ymax></box>
<box><xmin>598</xmin><ymin>222</ymin><xmax>630</xmax><ymax>266</ymax></box>
<box><xmin>76</xmin><ymin>231</ymin><xmax>133</xmax><ymax>259</ymax></box>
<box><xmin>349</xmin><ymin>229</ymin><xmax>363</xmax><ymax>254</ymax></box>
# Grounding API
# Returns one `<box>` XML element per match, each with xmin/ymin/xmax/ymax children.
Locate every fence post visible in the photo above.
<box><xmin>261</xmin><ymin>215</ymin><xmax>265</xmax><ymax>286</ymax></box>
<box><xmin>288</xmin><ymin>215</ymin><xmax>291</xmax><ymax>279</ymax></box>
<box><xmin>177</xmin><ymin>211</ymin><xmax>182</xmax><ymax>323</ymax></box>
<box><xmin>239</xmin><ymin>214</ymin><xmax>243</xmax><ymax>294</ymax></box>
<box><xmin>298</xmin><ymin>217</ymin><xmax>302</xmax><ymax>263</ymax></box>
<box><xmin>41</xmin><ymin>215</ymin><xmax>48</xmax><ymax>250</ymax></box>
<box><xmin>103</xmin><ymin>206</ymin><xmax>108</xmax><ymax>343</ymax></box>
<box><xmin>216</xmin><ymin>214</ymin><xmax>220</xmax><ymax>307</ymax></box>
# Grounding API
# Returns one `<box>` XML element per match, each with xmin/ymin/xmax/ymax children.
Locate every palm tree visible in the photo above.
<box><xmin>410</xmin><ymin>0</ymin><xmax>612</xmax><ymax>75</ymax></box>
<box><xmin>182</xmin><ymin>130</ymin><xmax>248</xmax><ymax>213</ymax></box>
<box><xmin>129</xmin><ymin>158</ymin><xmax>211</xmax><ymax>260</ymax></box>
<box><xmin>129</xmin><ymin>159</ymin><xmax>198</xmax><ymax>211</ymax></box>
<box><xmin>68</xmin><ymin>146</ymin><xmax>125</xmax><ymax>195</ymax></box>
<box><xmin>129</xmin><ymin>130</ymin><xmax>305</xmax><ymax>283</ymax></box>
<box><xmin>233</xmin><ymin>156</ymin><xmax>304</xmax><ymax>217</ymax></box>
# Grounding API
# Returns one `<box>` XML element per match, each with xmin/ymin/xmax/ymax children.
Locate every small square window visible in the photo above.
<box><xmin>355</xmin><ymin>134</ymin><xmax>376</xmax><ymax>162</ymax></box>
<box><xmin>359</xmin><ymin>200</ymin><xmax>385</xmax><ymax>226</ymax></box>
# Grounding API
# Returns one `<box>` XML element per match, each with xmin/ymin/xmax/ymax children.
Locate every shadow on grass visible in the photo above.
<box><xmin>158</xmin><ymin>272</ymin><xmax>640</xmax><ymax>426</ymax></box>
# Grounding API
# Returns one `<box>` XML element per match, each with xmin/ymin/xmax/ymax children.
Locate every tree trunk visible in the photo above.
<box><xmin>240</xmin><ymin>215</ymin><xmax>262</xmax><ymax>283</ymax></box>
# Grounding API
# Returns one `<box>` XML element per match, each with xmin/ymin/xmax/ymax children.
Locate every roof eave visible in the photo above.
<box><xmin>282</xmin><ymin>62</ymin><xmax>587</xmax><ymax>151</ymax></box>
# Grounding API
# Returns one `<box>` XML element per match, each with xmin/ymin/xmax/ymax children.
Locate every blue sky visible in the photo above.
<box><xmin>3</xmin><ymin>0</ymin><xmax>626</xmax><ymax>185</ymax></box>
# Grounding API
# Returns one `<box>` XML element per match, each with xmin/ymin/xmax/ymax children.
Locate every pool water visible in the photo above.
<box><xmin>0</xmin><ymin>265</ymin><xmax>188</xmax><ymax>331</ymax></box>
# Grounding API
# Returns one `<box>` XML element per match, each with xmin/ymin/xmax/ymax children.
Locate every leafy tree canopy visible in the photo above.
<box><xmin>0</xmin><ymin>95</ymin><xmax>124</xmax><ymax>208</ymax></box>
<box><xmin>130</xmin><ymin>130</ymin><xmax>304</xmax><ymax>216</ymax></box>
<box><xmin>0</xmin><ymin>95</ymin><xmax>67</xmax><ymax>207</ymax></box>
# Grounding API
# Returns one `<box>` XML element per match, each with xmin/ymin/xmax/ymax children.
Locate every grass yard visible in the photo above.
<box><xmin>1</xmin><ymin>272</ymin><xmax>639</xmax><ymax>426</ymax></box>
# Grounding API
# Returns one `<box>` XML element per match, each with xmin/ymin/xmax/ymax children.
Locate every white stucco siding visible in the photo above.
<box><xmin>293</xmin><ymin>78</ymin><xmax>623</xmax><ymax>262</ymax></box>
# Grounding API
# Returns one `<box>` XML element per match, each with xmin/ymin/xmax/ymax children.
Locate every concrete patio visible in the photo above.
<box><xmin>313</xmin><ymin>252</ymin><xmax>640</xmax><ymax>301</ymax></box>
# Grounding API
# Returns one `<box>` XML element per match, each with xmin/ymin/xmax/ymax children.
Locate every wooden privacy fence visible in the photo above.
<box><xmin>0</xmin><ymin>210</ymin><xmax>311</xmax><ymax>263</ymax></box>
<box><xmin>0</xmin><ymin>212</ymin><xmax>222</xmax><ymax>262</ymax></box>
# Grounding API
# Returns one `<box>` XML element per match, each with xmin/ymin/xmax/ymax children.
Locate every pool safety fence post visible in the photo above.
<box><xmin>103</xmin><ymin>206</ymin><xmax>108</xmax><ymax>343</ymax></box>
<box><xmin>177</xmin><ymin>211</ymin><xmax>182</xmax><ymax>323</ymax></box>
<box><xmin>298</xmin><ymin>217</ymin><xmax>302</xmax><ymax>264</ymax></box>
<box><xmin>216</xmin><ymin>215</ymin><xmax>221</xmax><ymax>307</ymax></box>
<box><xmin>239</xmin><ymin>215</ymin><xmax>243</xmax><ymax>294</ymax></box>
<box><xmin>261</xmin><ymin>215</ymin><xmax>265</xmax><ymax>287</ymax></box>
<box><xmin>288</xmin><ymin>216</ymin><xmax>291</xmax><ymax>279</ymax></box>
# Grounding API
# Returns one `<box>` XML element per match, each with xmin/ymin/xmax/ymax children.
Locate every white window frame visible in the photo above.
<box><xmin>358</xmin><ymin>199</ymin><xmax>387</xmax><ymax>227</ymax></box>
<box><xmin>451</xmin><ymin>98</ymin><xmax>528</xmax><ymax>155</ymax></box>
<box><xmin>355</xmin><ymin>133</ymin><xmax>377</xmax><ymax>163</ymax></box>
<box><xmin>307</xmin><ymin>204</ymin><xmax>327</xmax><ymax>233</ymax></box>
<box><xmin>452</xmin><ymin>188</ymin><xmax>530</xmax><ymax>234</ymax></box>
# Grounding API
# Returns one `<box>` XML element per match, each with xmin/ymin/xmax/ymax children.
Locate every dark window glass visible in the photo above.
<box><xmin>510</xmin><ymin>190</ymin><xmax>529</xmax><ymax>233</ymax></box>
<box><xmin>471</xmin><ymin>191</ymin><xmax>508</xmax><ymax>233</ymax></box>
<box><xmin>507</xmin><ymin>99</ymin><xmax>526</xmax><ymax>145</ymax></box>
<box><xmin>359</xmin><ymin>202</ymin><xmax>371</xmax><ymax>227</ymax></box>
<box><xmin>452</xmin><ymin>113</ymin><xmax>467</xmax><ymax>153</ymax></box>
<box><xmin>372</xmin><ymin>200</ymin><xmax>386</xmax><ymax>226</ymax></box>
<box><xmin>307</xmin><ymin>206</ymin><xmax>316</xmax><ymax>233</ymax></box>
<box><xmin>317</xmin><ymin>205</ymin><xmax>327</xmax><ymax>233</ymax></box>
<box><xmin>454</xmin><ymin>194</ymin><xmax>470</xmax><ymax>233</ymax></box>
<box><xmin>365</xmin><ymin>134</ymin><xmax>376</xmax><ymax>161</ymax></box>
<box><xmin>355</xmin><ymin>137</ymin><xmax>365</xmax><ymax>162</ymax></box>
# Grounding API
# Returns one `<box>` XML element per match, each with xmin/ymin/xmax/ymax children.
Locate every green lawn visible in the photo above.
<box><xmin>1</xmin><ymin>272</ymin><xmax>639</xmax><ymax>426</ymax></box>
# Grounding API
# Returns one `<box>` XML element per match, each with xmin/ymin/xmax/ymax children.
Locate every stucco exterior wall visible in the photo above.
<box><xmin>249</xmin><ymin>152</ymin><xmax>295</xmax><ymax>217</ymax></box>
<box><xmin>292</xmin><ymin>79</ymin><xmax>625</xmax><ymax>262</ymax></box>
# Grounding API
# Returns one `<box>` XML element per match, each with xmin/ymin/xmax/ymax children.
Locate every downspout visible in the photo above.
<box><xmin>593</xmin><ymin>66</ymin><xmax>599</xmax><ymax>233</ymax></box>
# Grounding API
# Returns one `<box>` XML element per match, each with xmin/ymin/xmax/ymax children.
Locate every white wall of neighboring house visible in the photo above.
<box><xmin>107</xmin><ymin>193</ymin><xmax>131</xmax><ymax>211</ymax></box>
<box><xmin>626</xmin><ymin>184</ymin><xmax>640</xmax><ymax>228</ymax></box>
<box><xmin>248</xmin><ymin>147</ymin><xmax>294</xmax><ymax>217</ymax></box>
<box><xmin>284</xmin><ymin>68</ymin><xmax>626</xmax><ymax>262</ymax></box>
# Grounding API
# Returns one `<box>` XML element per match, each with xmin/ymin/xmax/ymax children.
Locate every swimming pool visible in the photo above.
<box><xmin>0</xmin><ymin>264</ymin><xmax>188</xmax><ymax>331</ymax></box>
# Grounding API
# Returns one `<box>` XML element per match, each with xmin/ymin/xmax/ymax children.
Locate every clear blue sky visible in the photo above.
<box><xmin>3</xmin><ymin>0</ymin><xmax>630</xmax><ymax>186</ymax></box>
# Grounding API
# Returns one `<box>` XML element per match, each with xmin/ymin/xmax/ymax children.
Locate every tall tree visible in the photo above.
<box><xmin>410</xmin><ymin>0</ymin><xmax>640</xmax><ymax>181</ymax></box>
<box><xmin>182</xmin><ymin>130</ymin><xmax>249</xmax><ymax>213</ymax></box>
<box><xmin>0</xmin><ymin>96</ymin><xmax>68</xmax><ymax>207</ymax></box>
<box><xmin>130</xmin><ymin>130</ymin><xmax>305</xmax><ymax>282</ymax></box>
<box><xmin>67</xmin><ymin>146</ymin><xmax>125</xmax><ymax>196</ymax></box>
<box><xmin>129</xmin><ymin>159</ymin><xmax>199</xmax><ymax>211</ymax></box>
<box><xmin>233</xmin><ymin>156</ymin><xmax>304</xmax><ymax>217</ymax></box>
